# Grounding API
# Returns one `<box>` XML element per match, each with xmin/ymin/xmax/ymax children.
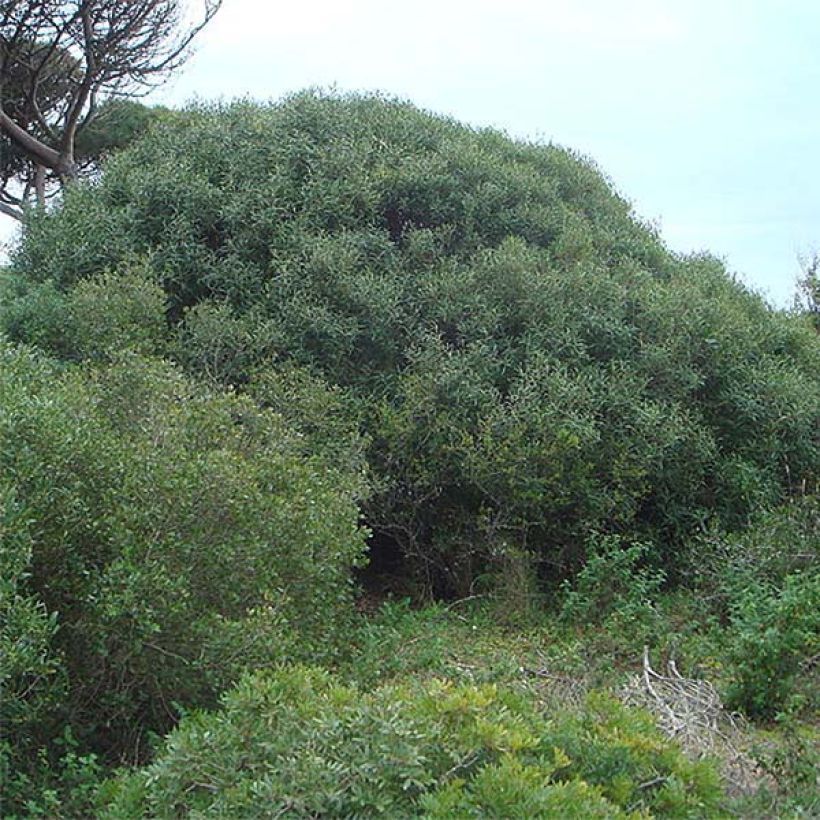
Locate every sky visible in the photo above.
<box><xmin>3</xmin><ymin>0</ymin><xmax>819</xmax><ymax>306</ymax></box>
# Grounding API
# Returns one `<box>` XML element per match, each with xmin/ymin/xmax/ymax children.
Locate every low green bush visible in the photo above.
<box><xmin>687</xmin><ymin>496</ymin><xmax>819</xmax><ymax>618</ymax></box>
<box><xmin>560</xmin><ymin>532</ymin><xmax>665</xmax><ymax>632</ymax></box>
<box><xmin>725</xmin><ymin>571</ymin><xmax>819</xmax><ymax>719</ymax></box>
<box><xmin>1</xmin><ymin>729</ymin><xmax>103</xmax><ymax>820</ymax></box>
<box><xmin>544</xmin><ymin>692</ymin><xmax>723</xmax><ymax>816</ymax></box>
<box><xmin>421</xmin><ymin>758</ymin><xmax>623</xmax><ymax>818</ymax></box>
<box><xmin>748</xmin><ymin>712</ymin><xmax>820</xmax><ymax>816</ymax></box>
<box><xmin>98</xmin><ymin>667</ymin><xmax>724</xmax><ymax>818</ymax></box>
<box><xmin>679</xmin><ymin>498</ymin><xmax>819</xmax><ymax>719</ymax></box>
<box><xmin>340</xmin><ymin>599</ymin><xmax>453</xmax><ymax>686</ymax></box>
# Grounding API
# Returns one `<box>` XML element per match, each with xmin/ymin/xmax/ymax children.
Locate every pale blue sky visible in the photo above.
<box><xmin>4</xmin><ymin>0</ymin><xmax>818</xmax><ymax>306</ymax></box>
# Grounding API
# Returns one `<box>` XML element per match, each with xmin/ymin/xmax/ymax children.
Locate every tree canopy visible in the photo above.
<box><xmin>0</xmin><ymin>0</ymin><xmax>220</xmax><ymax>218</ymax></box>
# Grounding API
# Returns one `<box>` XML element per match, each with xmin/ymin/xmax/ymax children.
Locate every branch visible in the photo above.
<box><xmin>24</xmin><ymin>24</ymin><xmax>74</xmax><ymax>143</ymax></box>
<box><xmin>80</xmin><ymin>87</ymin><xmax>97</xmax><ymax>129</ymax></box>
<box><xmin>34</xmin><ymin>161</ymin><xmax>45</xmax><ymax>206</ymax></box>
<box><xmin>0</xmin><ymin>199</ymin><xmax>23</xmax><ymax>220</ymax></box>
<box><xmin>29</xmin><ymin>88</ymin><xmax>59</xmax><ymax>142</ymax></box>
<box><xmin>0</xmin><ymin>185</ymin><xmax>24</xmax><ymax>207</ymax></box>
<box><xmin>0</xmin><ymin>106</ymin><xmax>60</xmax><ymax>168</ymax></box>
<box><xmin>59</xmin><ymin>4</ymin><xmax>94</xmax><ymax>156</ymax></box>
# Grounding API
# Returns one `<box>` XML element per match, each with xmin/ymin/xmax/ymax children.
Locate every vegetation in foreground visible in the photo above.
<box><xmin>0</xmin><ymin>93</ymin><xmax>818</xmax><ymax>816</ymax></box>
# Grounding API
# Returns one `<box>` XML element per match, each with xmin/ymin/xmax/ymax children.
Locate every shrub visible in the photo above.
<box><xmin>724</xmin><ymin>571</ymin><xmax>819</xmax><ymax>719</ymax></box>
<box><xmin>64</xmin><ymin>263</ymin><xmax>168</xmax><ymax>359</ymax></box>
<box><xmin>687</xmin><ymin>495</ymin><xmax>819</xmax><ymax>618</ymax></box>
<box><xmin>748</xmin><ymin>711</ymin><xmax>820</xmax><ymax>816</ymax></box>
<box><xmin>543</xmin><ymin>692</ymin><xmax>724</xmax><ymax>817</ymax></box>
<box><xmin>560</xmin><ymin>532</ymin><xmax>665</xmax><ymax>629</ymax></box>
<box><xmin>678</xmin><ymin>497</ymin><xmax>819</xmax><ymax>719</ymax></box>
<box><xmin>6</xmin><ymin>92</ymin><xmax>819</xmax><ymax>591</ymax></box>
<box><xmin>0</xmin><ymin>342</ymin><xmax>367</xmax><ymax>809</ymax></box>
<box><xmin>171</xmin><ymin>299</ymin><xmax>261</xmax><ymax>384</ymax></box>
<box><xmin>247</xmin><ymin>360</ymin><xmax>369</xmax><ymax>494</ymax></box>
<box><xmin>1</xmin><ymin>261</ymin><xmax>167</xmax><ymax>361</ymax></box>
<box><xmin>0</xmin><ymin>481</ymin><xmax>59</xmax><ymax>740</ymax></box>
<box><xmin>421</xmin><ymin>758</ymin><xmax>623</xmax><ymax>818</ymax></box>
<box><xmin>0</xmin><ymin>480</ymin><xmax>67</xmax><ymax>816</ymax></box>
<box><xmin>1</xmin><ymin>277</ymin><xmax>74</xmax><ymax>356</ymax></box>
<box><xmin>98</xmin><ymin>668</ymin><xmax>724</xmax><ymax>818</ymax></box>
<box><xmin>1</xmin><ymin>729</ymin><xmax>103</xmax><ymax>820</ymax></box>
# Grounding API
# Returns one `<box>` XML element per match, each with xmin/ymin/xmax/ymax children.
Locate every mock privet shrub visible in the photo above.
<box><xmin>65</xmin><ymin>264</ymin><xmax>168</xmax><ymax>359</ymax></box>
<box><xmin>687</xmin><ymin>496</ymin><xmax>819</xmax><ymax>620</ymax></box>
<box><xmin>171</xmin><ymin>299</ymin><xmax>261</xmax><ymax>384</ymax></box>
<box><xmin>98</xmin><ymin>667</ymin><xmax>724</xmax><ymax>818</ymax></box>
<box><xmin>247</xmin><ymin>360</ymin><xmax>369</xmax><ymax>492</ymax></box>
<box><xmin>679</xmin><ymin>498</ymin><xmax>819</xmax><ymax>720</ymax></box>
<box><xmin>7</xmin><ymin>92</ymin><xmax>819</xmax><ymax>590</ymax></box>
<box><xmin>0</xmin><ymin>343</ymin><xmax>366</xmax><ymax>783</ymax></box>
<box><xmin>1</xmin><ymin>731</ymin><xmax>103</xmax><ymax>820</ymax></box>
<box><xmin>0</xmin><ymin>277</ymin><xmax>74</xmax><ymax>356</ymax></box>
<box><xmin>0</xmin><ymin>481</ymin><xmax>64</xmax><ymax>809</ymax></box>
<box><xmin>0</xmin><ymin>482</ymin><xmax>58</xmax><ymax>736</ymax></box>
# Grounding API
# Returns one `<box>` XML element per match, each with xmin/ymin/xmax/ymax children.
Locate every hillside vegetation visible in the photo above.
<box><xmin>1</xmin><ymin>92</ymin><xmax>817</xmax><ymax>817</ymax></box>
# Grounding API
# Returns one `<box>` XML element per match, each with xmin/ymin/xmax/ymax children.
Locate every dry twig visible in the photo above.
<box><xmin>621</xmin><ymin>647</ymin><xmax>770</xmax><ymax>797</ymax></box>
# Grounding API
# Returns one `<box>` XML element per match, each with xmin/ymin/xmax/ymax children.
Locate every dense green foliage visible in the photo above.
<box><xmin>1</xmin><ymin>261</ymin><xmax>167</xmax><ymax>360</ymax></box>
<box><xmin>74</xmin><ymin>100</ymin><xmax>171</xmax><ymax>166</ymax></box>
<box><xmin>686</xmin><ymin>498</ymin><xmax>820</xmax><ymax>719</ymax></box>
<box><xmin>5</xmin><ymin>91</ymin><xmax>818</xmax><ymax>593</ymax></box>
<box><xmin>99</xmin><ymin>667</ymin><xmax>723</xmax><ymax>818</ymax></box>
<box><xmin>0</xmin><ymin>343</ymin><xmax>366</xmax><ymax>813</ymax></box>
<box><xmin>1</xmin><ymin>91</ymin><xmax>817</xmax><ymax>816</ymax></box>
<box><xmin>725</xmin><ymin>571</ymin><xmax>818</xmax><ymax>718</ymax></box>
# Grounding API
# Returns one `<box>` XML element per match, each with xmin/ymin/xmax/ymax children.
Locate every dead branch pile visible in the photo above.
<box><xmin>620</xmin><ymin>647</ymin><xmax>770</xmax><ymax>796</ymax></box>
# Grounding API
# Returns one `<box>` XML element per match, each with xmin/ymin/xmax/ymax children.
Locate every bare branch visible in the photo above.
<box><xmin>622</xmin><ymin>650</ymin><xmax>770</xmax><ymax>799</ymax></box>
<box><xmin>0</xmin><ymin>198</ymin><xmax>23</xmax><ymax>220</ymax></box>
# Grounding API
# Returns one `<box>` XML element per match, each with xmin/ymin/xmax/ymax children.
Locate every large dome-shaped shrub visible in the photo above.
<box><xmin>6</xmin><ymin>91</ymin><xmax>819</xmax><ymax>593</ymax></box>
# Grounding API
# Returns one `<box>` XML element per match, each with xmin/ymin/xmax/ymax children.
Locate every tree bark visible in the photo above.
<box><xmin>34</xmin><ymin>162</ymin><xmax>46</xmax><ymax>206</ymax></box>
<box><xmin>0</xmin><ymin>200</ymin><xmax>23</xmax><ymax>220</ymax></box>
<box><xmin>0</xmin><ymin>106</ymin><xmax>61</xmax><ymax>169</ymax></box>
